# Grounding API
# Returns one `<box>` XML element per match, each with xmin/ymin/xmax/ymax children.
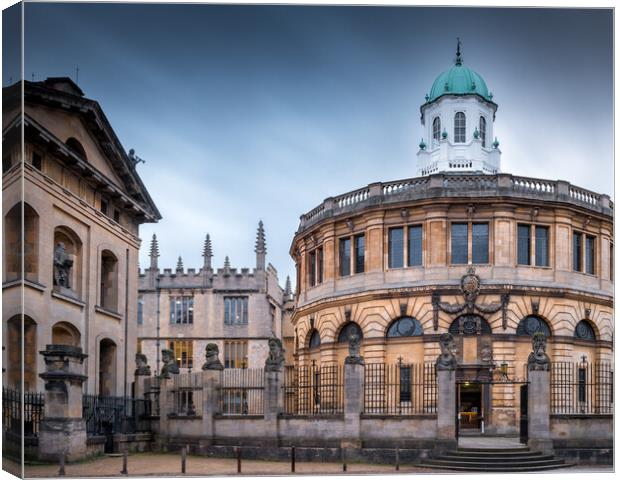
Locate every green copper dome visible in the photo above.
<box><xmin>426</xmin><ymin>42</ymin><xmax>492</xmax><ymax>103</ymax></box>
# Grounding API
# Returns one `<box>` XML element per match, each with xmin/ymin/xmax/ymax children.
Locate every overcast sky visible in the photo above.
<box><xmin>5</xmin><ymin>4</ymin><xmax>613</xmax><ymax>286</ymax></box>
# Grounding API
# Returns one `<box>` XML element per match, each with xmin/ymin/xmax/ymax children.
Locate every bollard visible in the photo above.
<box><xmin>120</xmin><ymin>449</ymin><xmax>128</xmax><ymax>475</ymax></box>
<box><xmin>395</xmin><ymin>447</ymin><xmax>400</xmax><ymax>471</ymax></box>
<box><xmin>58</xmin><ymin>453</ymin><xmax>66</xmax><ymax>477</ymax></box>
<box><xmin>236</xmin><ymin>447</ymin><xmax>242</xmax><ymax>473</ymax></box>
<box><xmin>342</xmin><ymin>447</ymin><xmax>347</xmax><ymax>472</ymax></box>
<box><xmin>181</xmin><ymin>446</ymin><xmax>187</xmax><ymax>474</ymax></box>
<box><xmin>291</xmin><ymin>445</ymin><xmax>295</xmax><ymax>473</ymax></box>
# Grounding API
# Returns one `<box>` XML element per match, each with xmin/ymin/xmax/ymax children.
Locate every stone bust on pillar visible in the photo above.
<box><xmin>160</xmin><ymin>348</ymin><xmax>179</xmax><ymax>378</ymax></box>
<box><xmin>202</xmin><ymin>343</ymin><xmax>224</xmax><ymax>370</ymax></box>
<box><xmin>135</xmin><ymin>353</ymin><xmax>151</xmax><ymax>376</ymax></box>
<box><xmin>436</xmin><ymin>333</ymin><xmax>458</xmax><ymax>370</ymax></box>
<box><xmin>264</xmin><ymin>337</ymin><xmax>285</xmax><ymax>372</ymax></box>
<box><xmin>527</xmin><ymin>331</ymin><xmax>550</xmax><ymax>371</ymax></box>
<box><xmin>344</xmin><ymin>330</ymin><xmax>364</xmax><ymax>365</ymax></box>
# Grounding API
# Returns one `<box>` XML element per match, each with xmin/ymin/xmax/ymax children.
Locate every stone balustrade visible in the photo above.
<box><xmin>298</xmin><ymin>173</ymin><xmax>613</xmax><ymax>232</ymax></box>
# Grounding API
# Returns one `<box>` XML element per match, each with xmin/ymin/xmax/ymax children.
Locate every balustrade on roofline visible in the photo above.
<box><xmin>298</xmin><ymin>173</ymin><xmax>612</xmax><ymax>230</ymax></box>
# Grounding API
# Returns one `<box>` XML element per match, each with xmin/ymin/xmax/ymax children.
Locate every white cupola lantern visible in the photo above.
<box><xmin>417</xmin><ymin>39</ymin><xmax>501</xmax><ymax>176</ymax></box>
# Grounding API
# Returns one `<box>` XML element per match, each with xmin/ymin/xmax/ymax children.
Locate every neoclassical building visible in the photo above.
<box><xmin>289</xmin><ymin>46</ymin><xmax>613</xmax><ymax>435</ymax></box>
<box><xmin>137</xmin><ymin>223</ymin><xmax>295</xmax><ymax>374</ymax></box>
<box><xmin>2</xmin><ymin>77</ymin><xmax>161</xmax><ymax>395</ymax></box>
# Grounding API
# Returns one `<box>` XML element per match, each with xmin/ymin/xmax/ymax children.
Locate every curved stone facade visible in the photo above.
<box><xmin>289</xmin><ymin>172</ymin><xmax>613</xmax><ymax>434</ymax></box>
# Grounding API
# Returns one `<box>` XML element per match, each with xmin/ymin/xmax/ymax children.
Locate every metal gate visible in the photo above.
<box><xmin>519</xmin><ymin>384</ymin><xmax>528</xmax><ymax>444</ymax></box>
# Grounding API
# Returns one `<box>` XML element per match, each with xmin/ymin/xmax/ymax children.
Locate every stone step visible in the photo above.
<box><xmin>417</xmin><ymin>462</ymin><xmax>569</xmax><ymax>472</ymax></box>
<box><xmin>426</xmin><ymin>457</ymin><xmax>564</xmax><ymax>467</ymax></box>
<box><xmin>439</xmin><ymin>453</ymin><xmax>555</xmax><ymax>462</ymax></box>
<box><xmin>456</xmin><ymin>446</ymin><xmax>530</xmax><ymax>453</ymax></box>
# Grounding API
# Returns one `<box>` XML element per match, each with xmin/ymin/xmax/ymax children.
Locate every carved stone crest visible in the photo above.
<box><xmin>344</xmin><ymin>330</ymin><xmax>364</xmax><ymax>365</ymax></box>
<box><xmin>53</xmin><ymin>242</ymin><xmax>74</xmax><ymax>289</ymax></box>
<box><xmin>432</xmin><ymin>267</ymin><xmax>509</xmax><ymax>331</ymax></box>
<box><xmin>527</xmin><ymin>332</ymin><xmax>550</xmax><ymax>371</ymax></box>
<box><xmin>265</xmin><ymin>337</ymin><xmax>285</xmax><ymax>372</ymax></box>
<box><xmin>436</xmin><ymin>333</ymin><xmax>457</xmax><ymax>370</ymax></box>
<box><xmin>480</xmin><ymin>342</ymin><xmax>493</xmax><ymax>364</ymax></box>
<box><xmin>160</xmin><ymin>348</ymin><xmax>179</xmax><ymax>378</ymax></box>
<box><xmin>202</xmin><ymin>343</ymin><xmax>224</xmax><ymax>370</ymax></box>
<box><xmin>134</xmin><ymin>353</ymin><xmax>151</xmax><ymax>376</ymax></box>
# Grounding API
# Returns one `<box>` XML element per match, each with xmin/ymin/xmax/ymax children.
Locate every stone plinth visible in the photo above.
<box><xmin>38</xmin><ymin>344</ymin><xmax>88</xmax><ymax>462</ymax></box>
<box><xmin>528</xmin><ymin>369</ymin><xmax>553</xmax><ymax>454</ymax></box>
<box><xmin>199</xmin><ymin>368</ymin><xmax>221</xmax><ymax>448</ymax></box>
<box><xmin>435</xmin><ymin>369</ymin><xmax>457</xmax><ymax>451</ymax></box>
<box><xmin>343</xmin><ymin>362</ymin><xmax>364</xmax><ymax>448</ymax></box>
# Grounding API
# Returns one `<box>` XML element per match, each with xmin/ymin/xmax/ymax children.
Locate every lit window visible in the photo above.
<box><xmin>224</xmin><ymin>340</ymin><xmax>248</xmax><ymax>368</ymax></box>
<box><xmin>454</xmin><ymin>112</ymin><xmax>466</xmax><ymax>143</ymax></box>
<box><xmin>170</xmin><ymin>340</ymin><xmax>193</xmax><ymax>369</ymax></box>
<box><xmin>224</xmin><ymin>297</ymin><xmax>248</xmax><ymax>325</ymax></box>
<box><xmin>169</xmin><ymin>296</ymin><xmax>194</xmax><ymax>324</ymax></box>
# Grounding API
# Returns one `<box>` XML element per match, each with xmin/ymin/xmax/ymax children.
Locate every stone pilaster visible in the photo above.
<box><xmin>527</xmin><ymin>368</ymin><xmax>552</xmax><ymax>454</ymax></box>
<box><xmin>342</xmin><ymin>361</ymin><xmax>364</xmax><ymax>448</ymax></box>
<box><xmin>38</xmin><ymin>345</ymin><xmax>88</xmax><ymax>462</ymax></box>
<box><xmin>200</xmin><ymin>368</ymin><xmax>221</xmax><ymax>448</ymax></box>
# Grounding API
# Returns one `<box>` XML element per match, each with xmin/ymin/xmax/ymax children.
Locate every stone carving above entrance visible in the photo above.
<box><xmin>432</xmin><ymin>266</ymin><xmax>509</xmax><ymax>331</ymax></box>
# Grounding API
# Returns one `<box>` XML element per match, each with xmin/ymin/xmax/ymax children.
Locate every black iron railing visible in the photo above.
<box><xmin>2</xmin><ymin>388</ymin><xmax>44</xmax><ymax>439</ymax></box>
<box><xmin>82</xmin><ymin>395</ymin><xmax>151</xmax><ymax>436</ymax></box>
<box><xmin>171</xmin><ymin>373</ymin><xmax>202</xmax><ymax>415</ymax></box>
<box><xmin>220</xmin><ymin>368</ymin><xmax>264</xmax><ymax>415</ymax></box>
<box><xmin>364</xmin><ymin>362</ymin><xmax>437</xmax><ymax>415</ymax></box>
<box><xmin>283</xmin><ymin>364</ymin><xmax>344</xmax><ymax>415</ymax></box>
<box><xmin>550</xmin><ymin>361</ymin><xmax>613</xmax><ymax>414</ymax></box>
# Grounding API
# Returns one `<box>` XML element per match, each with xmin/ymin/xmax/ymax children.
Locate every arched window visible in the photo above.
<box><xmin>516</xmin><ymin>315</ymin><xmax>552</xmax><ymax>337</ymax></box>
<box><xmin>7</xmin><ymin>315</ymin><xmax>37</xmax><ymax>390</ymax></box>
<box><xmin>432</xmin><ymin>117</ymin><xmax>441</xmax><ymax>142</ymax></box>
<box><xmin>99</xmin><ymin>338</ymin><xmax>117</xmax><ymax>396</ymax></box>
<box><xmin>53</xmin><ymin>226</ymin><xmax>82</xmax><ymax>297</ymax></box>
<box><xmin>574</xmin><ymin>320</ymin><xmax>596</xmax><ymax>341</ymax></box>
<box><xmin>100</xmin><ymin>250</ymin><xmax>119</xmax><ymax>311</ymax></box>
<box><xmin>448</xmin><ymin>314</ymin><xmax>492</xmax><ymax>335</ymax></box>
<box><xmin>5</xmin><ymin>203</ymin><xmax>39</xmax><ymax>283</ymax></box>
<box><xmin>308</xmin><ymin>329</ymin><xmax>321</xmax><ymax>349</ymax></box>
<box><xmin>454</xmin><ymin>112</ymin><xmax>466</xmax><ymax>143</ymax></box>
<box><xmin>65</xmin><ymin>137</ymin><xmax>87</xmax><ymax>160</ymax></box>
<box><xmin>52</xmin><ymin>321</ymin><xmax>81</xmax><ymax>347</ymax></box>
<box><xmin>337</xmin><ymin>322</ymin><xmax>363</xmax><ymax>343</ymax></box>
<box><xmin>387</xmin><ymin>317</ymin><xmax>424</xmax><ymax>337</ymax></box>
<box><xmin>479</xmin><ymin>116</ymin><xmax>487</xmax><ymax>147</ymax></box>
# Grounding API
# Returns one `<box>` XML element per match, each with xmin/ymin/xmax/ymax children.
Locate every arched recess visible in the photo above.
<box><xmin>516</xmin><ymin>315</ymin><xmax>552</xmax><ymax>337</ymax></box>
<box><xmin>337</xmin><ymin>322</ymin><xmax>363</xmax><ymax>343</ymax></box>
<box><xmin>53</xmin><ymin>226</ymin><xmax>82</xmax><ymax>297</ymax></box>
<box><xmin>100</xmin><ymin>250</ymin><xmax>119</xmax><ymax>311</ymax></box>
<box><xmin>448</xmin><ymin>314</ymin><xmax>492</xmax><ymax>335</ymax></box>
<box><xmin>386</xmin><ymin>316</ymin><xmax>424</xmax><ymax>338</ymax></box>
<box><xmin>7</xmin><ymin>315</ymin><xmax>37</xmax><ymax>390</ymax></box>
<box><xmin>52</xmin><ymin>321</ymin><xmax>81</xmax><ymax>347</ymax></box>
<box><xmin>574</xmin><ymin>320</ymin><xmax>597</xmax><ymax>341</ymax></box>
<box><xmin>308</xmin><ymin>329</ymin><xmax>321</xmax><ymax>349</ymax></box>
<box><xmin>65</xmin><ymin>137</ymin><xmax>87</xmax><ymax>161</ymax></box>
<box><xmin>4</xmin><ymin>202</ymin><xmax>39</xmax><ymax>282</ymax></box>
<box><xmin>99</xmin><ymin>338</ymin><xmax>117</xmax><ymax>396</ymax></box>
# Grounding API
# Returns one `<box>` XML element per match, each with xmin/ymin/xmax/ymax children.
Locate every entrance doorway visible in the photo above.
<box><xmin>459</xmin><ymin>382</ymin><xmax>483</xmax><ymax>431</ymax></box>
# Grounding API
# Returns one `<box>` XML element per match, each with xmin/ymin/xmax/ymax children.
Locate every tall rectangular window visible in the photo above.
<box><xmin>339</xmin><ymin>238</ymin><xmax>351</xmax><ymax>276</ymax></box>
<box><xmin>535</xmin><ymin>226</ymin><xmax>549</xmax><ymax>267</ymax></box>
<box><xmin>388</xmin><ymin>227</ymin><xmax>404</xmax><ymax>268</ymax></box>
<box><xmin>170</xmin><ymin>340</ymin><xmax>193</xmax><ymax>369</ymax></box>
<box><xmin>472</xmin><ymin>223</ymin><xmax>489</xmax><ymax>264</ymax></box>
<box><xmin>517</xmin><ymin>224</ymin><xmax>531</xmax><ymax>265</ymax></box>
<box><xmin>317</xmin><ymin>247</ymin><xmax>324</xmax><ymax>283</ymax></box>
<box><xmin>354</xmin><ymin>234</ymin><xmax>365</xmax><ymax>274</ymax></box>
<box><xmin>224</xmin><ymin>297</ymin><xmax>249</xmax><ymax>325</ymax></box>
<box><xmin>573</xmin><ymin>232</ymin><xmax>582</xmax><ymax>272</ymax></box>
<box><xmin>578</xmin><ymin>367</ymin><xmax>587</xmax><ymax>403</ymax></box>
<box><xmin>585</xmin><ymin>235</ymin><xmax>595</xmax><ymax>275</ymax></box>
<box><xmin>137</xmin><ymin>296</ymin><xmax>144</xmax><ymax>325</ymax></box>
<box><xmin>224</xmin><ymin>341</ymin><xmax>248</xmax><ymax>369</ymax></box>
<box><xmin>451</xmin><ymin>223</ymin><xmax>468</xmax><ymax>264</ymax></box>
<box><xmin>309</xmin><ymin>251</ymin><xmax>316</xmax><ymax>287</ymax></box>
<box><xmin>399</xmin><ymin>365</ymin><xmax>412</xmax><ymax>403</ymax></box>
<box><xmin>407</xmin><ymin>225</ymin><xmax>423</xmax><ymax>266</ymax></box>
<box><xmin>170</xmin><ymin>296</ymin><xmax>194</xmax><ymax>324</ymax></box>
